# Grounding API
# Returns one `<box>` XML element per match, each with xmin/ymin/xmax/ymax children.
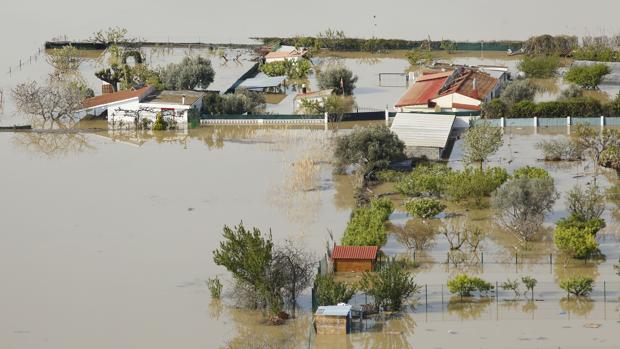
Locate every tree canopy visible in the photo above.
<box><xmin>462</xmin><ymin>122</ymin><xmax>504</xmax><ymax>168</ymax></box>
<box><xmin>160</xmin><ymin>56</ymin><xmax>215</xmax><ymax>90</ymax></box>
<box><xmin>317</xmin><ymin>65</ymin><xmax>358</xmax><ymax>95</ymax></box>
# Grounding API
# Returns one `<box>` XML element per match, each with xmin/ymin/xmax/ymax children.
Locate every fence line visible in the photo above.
<box><xmin>475</xmin><ymin>116</ymin><xmax>620</xmax><ymax>127</ymax></box>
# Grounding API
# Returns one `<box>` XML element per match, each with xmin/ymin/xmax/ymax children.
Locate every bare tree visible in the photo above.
<box><xmin>271</xmin><ymin>240</ymin><xmax>315</xmax><ymax>318</ymax></box>
<box><xmin>12</xmin><ymin>80</ymin><xmax>88</xmax><ymax>123</ymax></box>
<box><xmin>45</xmin><ymin>46</ymin><xmax>84</xmax><ymax>73</ymax></box>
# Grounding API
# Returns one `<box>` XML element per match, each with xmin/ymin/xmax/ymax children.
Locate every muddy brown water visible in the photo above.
<box><xmin>1</xmin><ymin>124</ymin><xmax>620</xmax><ymax>348</ymax></box>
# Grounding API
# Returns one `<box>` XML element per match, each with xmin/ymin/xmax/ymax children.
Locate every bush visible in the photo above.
<box><xmin>512</xmin><ymin>166</ymin><xmax>550</xmax><ymax>179</ymax></box>
<box><xmin>501</xmin><ymin>80</ymin><xmax>538</xmax><ymax>106</ymax></box>
<box><xmin>260</xmin><ymin>59</ymin><xmax>312</xmax><ymax>79</ymax></box>
<box><xmin>599</xmin><ymin>145</ymin><xmax>620</xmax><ymax>170</ymax></box>
<box><xmin>443</xmin><ymin>167</ymin><xmax>509</xmax><ymax>205</ymax></box>
<box><xmin>160</xmin><ymin>56</ymin><xmax>214</xmax><ymax>90</ymax></box>
<box><xmin>481</xmin><ymin>99</ymin><xmax>508</xmax><ymax>119</ymax></box>
<box><xmin>553</xmin><ymin>224</ymin><xmax>600</xmax><ymax>259</ymax></box>
<box><xmin>564</xmin><ymin>63</ymin><xmax>610</xmax><ymax>89</ymax></box>
<box><xmin>556</xmin><ymin>215</ymin><xmax>605</xmax><ymax>236</ymax></box>
<box><xmin>341</xmin><ymin>198</ymin><xmax>394</xmax><ymax>246</ymax></box>
<box><xmin>207</xmin><ymin>277</ymin><xmax>223</xmax><ymax>299</ymax></box>
<box><xmin>359</xmin><ymin>263</ymin><xmax>421</xmax><ymax>311</ymax></box>
<box><xmin>521</xmin><ymin>276</ymin><xmax>538</xmax><ymax>300</ymax></box>
<box><xmin>509</xmin><ymin>100</ymin><xmax>537</xmax><ymax>118</ymax></box>
<box><xmin>447</xmin><ymin>274</ymin><xmax>493</xmax><ymax>298</ymax></box>
<box><xmin>518</xmin><ymin>55</ymin><xmax>560</xmax><ymax>78</ymax></box>
<box><xmin>573</xmin><ymin>46</ymin><xmax>620</xmax><ymax>62</ymax></box>
<box><xmin>395</xmin><ymin>163</ymin><xmax>451</xmax><ymax>197</ymax></box>
<box><xmin>565</xmin><ymin>184</ymin><xmax>605</xmax><ymax>222</ymax></box>
<box><xmin>314</xmin><ymin>274</ymin><xmax>356</xmax><ymax>306</ymax></box>
<box><xmin>333</xmin><ymin>125</ymin><xmax>405</xmax><ymax>176</ymax></box>
<box><xmin>317</xmin><ymin>65</ymin><xmax>358</xmax><ymax>95</ymax></box>
<box><xmin>536</xmin><ymin>139</ymin><xmax>583</xmax><ymax>161</ymax></box>
<box><xmin>404</xmin><ymin>198</ymin><xmax>446</xmax><ymax>218</ymax></box>
<box><xmin>406</xmin><ymin>48</ymin><xmax>433</xmax><ymax>65</ymax></box>
<box><xmin>559</xmin><ymin>276</ymin><xmax>594</xmax><ymax>297</ymax></box>
<box><xmin>462</xmin><ymin>123</ymin><xmax>504</xmax><ymax>167</ymax></box>
<box><xmin>560</xmin><ymin>85</ymin><xmax>585</xmax><ymax>99</ymax></box>
<box><xmin>151</xmin><ymin>112</ymin><xmax>168</xmax><ymax>131</ymax></box>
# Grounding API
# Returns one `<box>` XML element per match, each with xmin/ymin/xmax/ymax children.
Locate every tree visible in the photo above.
<box><xmin>317</xmin><ymin>65</ymin><xmax>358</xmax><ymax>95</ymax></box>
<box><xmin>213</xmin><ymin>222</ymin><xmax>274</xmax><ymax>307</ymax></box>
<box><xmin>207</xmin><ymin>277</ymin><xmax>223</xmax><ymax>299</ymax></box>
<box><xmin>406</xmin><ymin>48</ymin><xmax>433</xmax><ymax>66</ymax></box>
<box><xmin>518</xmin><ymin>55</ymin><xmax>560</xmax><ymax>78</ymax></box>
<box><xmin>395</xmin><ymin>163</ymin><xmax>451</xmax><ymax>197</ymax></box>
<box><xmin>359</xmin><ymin>263</ymin><xmax>421</xmax><ymax>311</ymax></box>
<box><xmin>512</xmin><ymin>166</ymin><xmax>550</xmax><ymax>179</ymax></box>
<box><xmin>521</xmin><ymin>276</ymin><xmax>538</xmax><ymax>301</ymax></box>
<box><xmin>440</xmin><ymin>40</ymin><xmax>457</xmax><ymax>53</ymax></box>
<box><xmin>314</xmin><ymin>274</ymin><xmax>356</xmax><ymax>306</ymax></box>
<box><xmin>462</xmin><ymin>122</ymin><xmax>503</xmax><ymax>169</ymax></box>
<box><xmin>572</xmin><ymin>124</ymin><xmax>620</xmax><ymax>166</ymax></box>
<box><xmin>91</xmin><ymin>26</ymin><xmax>133</xmax><ymax>45</ymax></box>
<box><xmin>443</xmin><ymin>167</ymin><xmax>509</xmax><ymax>205</ymax></box>
<box><xmin>565</xmin><ymin>184</ymin><xmax>605</xmax><ymax>222</ymax></box>
<box><xmin>559</xmin><ymin>276</ymin><xmax>594</xmax><ymax>297</ymax></box>
<box><xmin>12</xmin><ymin>79</ymin><xmax>89</xmax><ymax>123</ymax></box>
<box><xmin>536</xmin><ymin>139</ymin><xmax>583</xmax><ymax>161</ymax></box>
<box><xmin>298</xmin><ymin>95</ymin><xmax>353</xmax><ymax>118</ymax></box>
<box><xmin>554</xmin><ymin>225</ymin><xmax>599</xmax><ymax>259</ymax></box>
<box><xmin>599</xmin><ymin>145</ymin><xmax>620</xmax><ymax>170</ymax></box>
<box><xmin>260</xmin><ymin>60</ymin><xmax>312</xmax><ymax>79</ymax></box>
<box><xmin>500</xmin><ymin>80</ymin><xmax>538</xmax><ymax>106</ymax></box>
<box><xmin>271</xmin><ymin>241</ymin><xmax>315</xmax><ymax>317</ymax></box>
<box><xmin>333</xmin><ymin>125</ymin><xmax>405</xmax><ymax>176</ymax></box>
<box><xmin>341</xmin><ymin>198</ymin><xmax>393</xmax><ymax>246</ymax></box>
<box><xmin>522</xmin><ymin>35</ymin><xmax>577</xmax><ymax>56</ymax></box>
<box><xmin>404</xmin><ymin>198</ymin><xmax>445</xmax><ymax>218</ymax></box>
<box><xmin>160</xmin><ymin>56</ymin><xmax>215</xmax><ymax>90</ymax></box>
<box><xmin>481</xmin><ymin>99</ymin><xmax>508</xmax><ymax>119</ymax></box>
<box><xmin>447</xmin><ymin>274</ymin><xmax>493</xmax><ymax>299</ymax></box>
<box><xmin>492</xmin><ymin>177</ymin><xmax>559</xmax><ymax>241</ymax></box>
<box><xmin>564</xmin><ymin>63</ymin><xmax>610</xmax><ymax>90</ymax></box>
<box><xmin>46</xmin><ymin>45</ymin><xmax>84</xmax><ymax>73</ymax></box>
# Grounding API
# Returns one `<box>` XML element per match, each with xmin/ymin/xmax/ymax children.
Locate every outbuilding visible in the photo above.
<box><xmin>332</xmin><ymin>246</ymin><xmax>379</xmax><ymax>273</ymax></box>
<box><xmin>314</xmin><ymin>304</ymin><xmax>352</xmax><ymax>335</ymax></box>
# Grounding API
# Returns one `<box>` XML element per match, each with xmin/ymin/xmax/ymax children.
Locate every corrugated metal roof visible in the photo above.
<box><xmin>332</xmin><ymin>246</ymin><xmax>379</xmax><ymax>260</ymax></box>
<box><xmin>390</xmin><ymin>113</ymin><xmax>456</xmax><ymax>148</ymax></box>
<box><xmin>238</xmin><ymin>76</ymin><xmax>286</xmax><ymax>89</ymax></box>
<box><xmin>315</xmin><ymin>304</ymin><xmax>352</xmax><ymax>316</ymax></box>
<box><xmin>394</xmin><ymin>74</ymin><xmax>450</xmax><ymax>107</ymax></box>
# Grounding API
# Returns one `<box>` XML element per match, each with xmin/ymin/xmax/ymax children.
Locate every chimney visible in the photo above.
<box><xmin>182</xmin><ymin>94</ymin><xmax>186</xmax><ymax>105</ymax></box>
<box><xmin>102</xmin><ymin>83</ymin><xmax>113</xmax><ymax>94</ymax></box>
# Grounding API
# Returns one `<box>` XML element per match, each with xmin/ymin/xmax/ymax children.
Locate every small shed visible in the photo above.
<box><xmin>332</xmin><ymin>246</ymin><xmax>379</xmax><ymax>272</ymax></box>
<box><xmin>237</xmin><ymin>76</ymin><xmax>287</xmax><ymax>93</ymax></box>
<box><xmin>390</xmin><ymin>113</ymin><xmax>456</xmax><ymax>160</ymax></box>
<box><xmin>314</xmin><ymin>304</ymin><xmax>352</xmax><ymax>335</ymax></box>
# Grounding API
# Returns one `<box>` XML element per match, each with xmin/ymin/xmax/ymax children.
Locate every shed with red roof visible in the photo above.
<box><xmin>332</xmin><ymin>246</ymin><xmax>379</xmax><ymax>272</ymax></box>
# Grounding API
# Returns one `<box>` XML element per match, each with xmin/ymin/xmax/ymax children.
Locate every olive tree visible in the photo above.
<box><xmin>572</xmin><ymin>124</ymin><xmax>620</xmax><ymax>166</ymax></box>
<box><xmin>160</xmin><ymin>56</ymin><xmax>215</xmax><ymax>90</ymax></box>
<box><xmin>12</xmin><ymin>79</ymin><xmax>89</xmax><ymax>123</ymax></box>
<box><xmin>500</xmin><ymin>80</ymin><xmax>538</xmax><ymax>106</ymax></box>
<box><xmin>359</xmin><ymin>263</ymin><xmax>421</xmax><ymax>311</ymax></box>
<box><xmin>462</xmin><ymin>122</ymin><xmax>503</xmax><ymax>169</ymax></box>
<box><xmin>317</xmin><ymin>65</ymin><xmax>358</xmax><ymax>95</ymax></box>
<box><xmin>314</xmin><ymin>274</ymin><xmax>356</xmax><ymax>306</ymax></box>
<box><xmin>492</xmin><ymin>177</ymin><xmax>559</xmax><ymax>241</ymax></box>
<box><xmin>566</xmin><ymin>184</ymin><xmax>605</xmax><ymax>221</ymax></box>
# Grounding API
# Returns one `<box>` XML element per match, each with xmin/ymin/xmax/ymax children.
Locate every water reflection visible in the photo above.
<box><xmin>446</xmin><ymin>297</ymin><xmax>492</xmax><ymax>320</ymax></box>
<box><xmin>12</xmin><ymin>129</ymin><xmax>95</xmax><ymax>157</ymax></box>
<box><xmin>559</xmin><ymin>297</ymin><xmax>595</xmax><ymax>317</ymax></box>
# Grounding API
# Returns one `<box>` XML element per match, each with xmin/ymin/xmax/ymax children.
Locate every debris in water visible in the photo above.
<box><xmin>448</xmin><ymin>329</ymin><xmax>457</xmax><ymax>335</ymax></box>
<box><xmin>583</xmin><ymin>323</ymin><xmax>601</xmax><ymax>328</ymax></box>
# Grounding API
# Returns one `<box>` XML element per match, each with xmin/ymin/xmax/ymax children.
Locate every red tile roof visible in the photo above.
<box><xmin>395</xmin><ymin>72</ymin><xmax>452</xmax><ymax>107</ymax></box>
<box><xmin>332</xmin><ymin>246</ymin><xmax>379</xmax><ymax>260</ymax></box>
<box><xmin>439</xmin><ymin>70</ymin><xmax>498</xmax><ymax>101</ymax></box>
<box><xmin>82</xmin><ymin>86</ymin><xmax>152</xmax><ymax>109</ymax></box>
<box><xmin>452</xmin><ymin>103</ymin><xmax>481</xmax><ymax>111</ymax></box>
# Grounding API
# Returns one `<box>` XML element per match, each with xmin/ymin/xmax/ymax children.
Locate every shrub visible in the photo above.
<box><xmin>501</xmin><ymin>80</ymin><xmax>538</xmax><ymax>106</ymax></box>
<box><xmin>406</xmin><ymin>48</ymin><xmax>433</xmax><ymax>65</ymax></box>
<box><xmin>556</xmin><ymin>215</ymin><xmax>605</xmax><ymax>236</ymax></box>
<box><xmin>151</xmin><ymin>112</ymin><xmax>168</xmax><ymax>131</ymax></box>
<box><xmin>512</xmin><ymin>166</ymin><xmax>550</xmax><ymax>179</ymax></box>
<box><xmin>462</xmin><ymin>123</ymin><xmax>504</xmax><ymax>167</ymax></box>
<box><xmin>560</xmin><ymin>85</ymin><xmax>585</xmax><ymax>99</ymax></box>
<box><xmin>333</xmin><ymin>125</ymin><xmax>405</xmax><ymax>175</ymax></box>
<box><xmin>160</xmin><ymin>56</ymin><xmax>214</xmax><ymax>90</ymax></box>
<box><xmin>553</xmin><ymin>224</ymin><xmax>599</xmax><ymax>258</ymax></box>
<box><xmin>573</xmin><ymin>46</ymin><xmax>620</xmax><ymax>62</ymax></box>
<box><xmin>317</xmin><ymin>65</ymin><xmax>358</xmax><ymax>95</ymax></box>
<box><xmin>536</xmin><ymin>139</ymin><xmax>583</xmax><ymax>161</ymax></box>
<box><xmin>359</xmin><ymin>263</ymin><xmax>421</xmax><ymax>311</ymax></box>
<box><xmin>518</xmin><ymin>55</ymin><xmax>560</xmax><ymax>78</ymax></box>
<box><xmin>447</xmin><ymin>274</ymin><xmax>493</xmax><ymax>298</ymax></box>
<box><xmin>565</xmin><ymin>184</ymin><xmax>605</xmax><ymax>222</ymax></box>
<box><xmin>599</xmin><ymin>145</ymin><xmax>620</xmax><ymax>170</ymax></box>
<box><xmin>509</xmin><ymin>100</ymin><xmax>537</xmax><ymax>118</ymax></box>
<box><xmin>481</xmin><ymin>99</ymin><xmax>508</xmax><ymax>119</ymax></box>
<box><xmin>395</xmin><ymin>163</ymin><xmax>451</xmax><ymax>197</ymax></box>
<box><xmin>559</xmin><ymin>276</ymin><xmax>594</xmax><ymax>297</ymax></box>
<box><xmin>341</xmin><ymin>198</ymin><xmax>394</xmax><ymax>246</ymax></box>
<box><xmin>314</xmin><ymin>274</ymin><xmax>356</xmax><ymax>306</ymax></box>
<box><xmin>375</xmin><ymin>169</ymin><xmax>407</xmax><ymax>183</ymax></box>
<box><xmin>564</xmin><ymin>63</ymin><xmax>610</xmax><ymax>89</ymax></box>
<box><xmin>443</xmin><ymin>167</ymin><xmax>509</xmax><ymax>205</ymax></box>
<box><xmin>521</xmin><ymin>276</ymin><xmax>538</xmax><ymax>300</ymax></box>
<box><xmin>207</xmin><ymin>276</ymin><xmax>223</xmax><ymax>299</ymax></box>
<box><xmin>259</xmin><ymin>59</ymin><xmax>312</xmax><ymax>79</ymax></box>
<box><xmin>404</xmin><ymin>198</ymin><xmax>446</xmax><ymax>218</ymax></box>
<box><xmin>501</xmin><ymin>279</ymin><xmax>521</xmax><ymax>299</ymax></box>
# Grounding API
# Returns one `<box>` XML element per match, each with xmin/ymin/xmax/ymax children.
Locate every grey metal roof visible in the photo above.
<box><xmin>238</xmin><ymin>76</ymin><xmax>286</xmax><ymax>89</ymax></box>
<box><xmin>391</xmin><ymin>113</ymin><xmax>456</xmax><ymax>149</ymax></box>
<box><xmin>315</xmin><ymin>305</ymin><xmax>352</xmax><ymax>316</ymax></box>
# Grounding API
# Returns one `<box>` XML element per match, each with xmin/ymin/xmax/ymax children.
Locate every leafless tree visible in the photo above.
<box><xmin>12</xmin><ymin>79</ymin><xmax>88</xmax><ymax>122</ymax></box>
<box><xmin>45</xmin><ymin>46</ymin><xmax>84</xmax><ymax>73</ymax></box>
<box><xmin>271</xmin><ymin>240</ymin><xmax>315</xmax><ymax>318</ymax></box>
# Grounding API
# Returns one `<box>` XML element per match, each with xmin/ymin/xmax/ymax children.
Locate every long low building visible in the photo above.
<box><xmin>390</xmin><ymin>113</ymin><xmax>457</xmax><ymax>159</ymax></box>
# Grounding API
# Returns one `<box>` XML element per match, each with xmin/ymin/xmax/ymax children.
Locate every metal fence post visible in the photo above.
<box><xmin>425</xmin><ymin>284</ymin><xmax>428</xmax><ymax>313</ymax></box>
<box><xmin>481</xmin><ymin>251</ymin><xmax>484</xmax><ymax>265</ymax></box>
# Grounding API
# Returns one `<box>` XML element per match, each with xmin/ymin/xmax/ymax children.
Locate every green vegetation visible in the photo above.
<box><xmin>554</xmin><ymin>224</ymin><xmax>599</xmax><ymax>259</ymax></box>
<box><xmin>565</xmin><ymin>184</ymin><xmax>605</xmax><ymax>222</ymax></box>
<box><xmin>518</xmin><ymin>55</ymin><xmax>560</xmax><ymax>78</ymax></box>
<box><xmin>560</xmin><ymin>85</ymin><xmax>585</xmax><ymax>99</ymax></box>
<box><xmin>536</xmin><ymin>139</ymin><xmax>583</xmax><ymax>161</ymax></box>
<box><xmin>493</xmin><ymin>177</ymin><xmax>558</xmax><ymax>241</ymax></box>
<box><xmin>313</xmin><ymin>274</ymin><xmax>356</xmax><ymax>306</ymax></box>
<box><xmin>375</xmin><ymin>169</ymin><xmax>407</xmax><ymax>183</ymax></box>
<box><xmin>151</xmin><ymin>112</ymin><xmax>168</xmax><ymax>131</ymax></box>
<box><xmin>333</xmin><ymin>125</ymin><xmax>405</xmax><ymax>176</ymax></box>
<box><xmin>207</xmin><ymin>277</ymin><xmax>223</xmax><ymax>299</ymax></box>
<box><xmin>447</xmin><ymin>274</ymin><xmax>493</xmax><ymax>299</ymax></box>
<box><xmin>316</xmin><ymin>65</ymin><xmax>358</xmax><ymax>95</ymax></box>
<box><xmin>341</xmin><ymin>198</ymin><xmax>394</xmax><ymax>246</ymax></box>
<box><xmin>512</xmin><ymin>166</ymin><xmax>550</xmax><ymax>179</ymax></box>
<box><xmin>481</xmin><ymin>99</ymin><xmax>508</xmax><ymax>119</ymax></box>
<box><xmin>298</xmin><ymin>95</ymin><xmax>353</xmax><ymax>118</ymax></box>
<box><xmin>599</xmin><ymin>145</ymin><xmax>620</xmax><ymax>170</ymax></box>
<box><xmin>95</xmin><ymin>49</ymin><xmax>162</xmax><ymax>91</ymax></box>
<box><xmin>573</xmin><ymin>45</ymin><xmax>620</xmax><ymax>62</ymax></box>
<box><xmin>359</xmin><ymin>263</ymin><xmax>421</xmax><ymax>311</ymax></box>
<box><xmin>406</xmin><ymin>48</ymin><xmax>433</xmax><ymax>65</ymax></box>
<box><xmin>500</xmin><ymin>80</ymin><xmax>538</xmax><ymax>106</ymax></box>
<box><xmin>522</xmin><ymin>35</ymin><xmax>577</xmax><ymax>56</ymax></box>
<box><xmin>572</xmin><ymin>124</ymin><xmax>620</xmax><ymax>166</ymax></box>
<box><xmin>462</xmin><ymin>123</ymin><xmax>504</xmax><ymax>168</ymax></box>
<box><xmin>160</xmin><ymin>56</ymin><xmax>215</xmax><ymax>90</ymax></box>
<box><xmin>202</xmin><ymin>89</ymin><xmax>266</xmax><ymax>115</ymax></box>
<box><xmin>560</xmin><ymin>276</ymin><xmax>594</xmax><ymax>297</ymax></box>
<box><xmin>521</xmin><ymin>276</ymin><xmax>538</xmax><ymax>300</ymax></box>
<box><xmin>501</xmin><ymin>279</ymin><xmax>521</xmax><ymax>299</ymax></box>
<box><xmin>259</xmin><ymin>59</ymin><xmax>312</xmax><ymax>79</ymax></box>
<box><xmin>404</xmin><ymin>198</ymin><xmax>446</xmax><ymax>218</ymax></box>
<box><xmin>564</xmin><ymin>63</ymin><xmax>610</xmax><ymax>90</ymax></box>
<box><xmin>483</xmin><ymin>96</ymin><xmax>619</xmax><ymax>118</ymax></box>
<box><xmin>395</xmin><ymin>163</ymin><xmax>451</xmax><ymax>197</ymax></box>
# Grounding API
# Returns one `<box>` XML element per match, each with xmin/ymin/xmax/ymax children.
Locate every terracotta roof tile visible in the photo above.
<box><xmin>395</xmin><ymin>75</ymin><xmax>449</xmax><ymax>107</ymax></box>
<box><xmin>82</xmin><ymin>86</ymin><xmax>152</xmax><ymax>109</ymax></box>
<box><xmin>332</xmin><ymin>246</ymin><xmax>379</xmax><ymax>260</ymax></box>
<box><xmin>439</xmin><ymin>70</ymin><xmax>498</xmax><ymax>101</ymax></box>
